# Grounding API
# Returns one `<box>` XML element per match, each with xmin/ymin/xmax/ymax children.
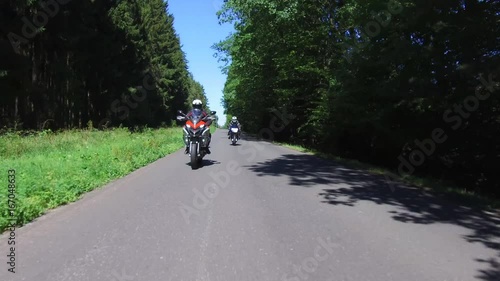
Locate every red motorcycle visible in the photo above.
<box><xmin>177</xmin><ymin>109</ymin><xmax>216</xmax><ymax>169</ymax></box>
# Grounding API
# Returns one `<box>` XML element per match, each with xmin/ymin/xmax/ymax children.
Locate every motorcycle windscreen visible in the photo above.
<box><xmin>190</xmin><ymin>109</ymin><xmax>203</xmax><ymax>125</ymax></box>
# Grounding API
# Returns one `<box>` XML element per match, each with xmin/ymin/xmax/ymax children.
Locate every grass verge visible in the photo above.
<box><xmin>278</xmin><ymin>142</ymin><xmax>500</xmax><ymax>211</ymax></box>
<box><xmin>0</xmin><ymin>127</ymin><xmax>184</xmax><ymax>232</ymax></box>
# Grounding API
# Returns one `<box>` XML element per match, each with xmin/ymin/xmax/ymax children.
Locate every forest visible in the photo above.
<box><xmin>215</xmin><ymin>0</ymin><xmax>500</xmax><ymax>197</ymax></box>
<box><xmin>0</xmin><ymin>0</ymin><xmax>210</xmax><ymax>131</ymax></box>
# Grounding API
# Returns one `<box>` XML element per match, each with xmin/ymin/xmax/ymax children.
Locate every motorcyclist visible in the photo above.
<box><xmin>227</xmin><ymin>116</ymin><xmax>241</xmax><ymax>140</ymax></box>
<box><xmin>184</xmin><ymin>99</ymin><xmax>212</xmax><ymax>154</ymax></box>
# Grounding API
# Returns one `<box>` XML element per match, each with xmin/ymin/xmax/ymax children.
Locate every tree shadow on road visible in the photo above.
<box><xmin>476</xmin><ymin>257</ymin><xmax>500</xmax><ymax>280</ymax></box>
<box><xmin>245</xmin><ymin>153</ymin><xmax>500</xmax><ymax>281</ymax></box>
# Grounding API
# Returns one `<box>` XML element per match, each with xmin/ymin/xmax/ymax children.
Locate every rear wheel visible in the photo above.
<box><xmin>190</xmin><ymin>143</ymin><xmax>198</xmax><ymax>169</ymax></box>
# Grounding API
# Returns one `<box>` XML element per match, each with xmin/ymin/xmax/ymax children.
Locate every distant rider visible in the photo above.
<box><xmin>227</xmin><ymin>116</ymin><xmax>241</xmax><ymax>140</ymax></box>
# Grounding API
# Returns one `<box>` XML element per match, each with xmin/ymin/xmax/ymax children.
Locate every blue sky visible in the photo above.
<box><xmin>168</xmin><ymin>0</ymin><xmax>234</xmax><ymax>126</ymax></box>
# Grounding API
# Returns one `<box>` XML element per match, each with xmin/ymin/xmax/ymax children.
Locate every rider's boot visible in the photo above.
<box><xmin>206</xmin><ymin>136</ymin><xmax>211</xmax><ymax>154</ymax></box>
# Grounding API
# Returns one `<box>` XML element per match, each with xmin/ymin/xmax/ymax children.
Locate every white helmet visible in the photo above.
<box><xmin>192</xmin><ymin>99</ymin><xmax>202</xmax><ymax>109</ymax></box>
<box><xmin>232</xmin><ymin>116</ymin><xmax>237</xmax><ymax>121</ymax></box>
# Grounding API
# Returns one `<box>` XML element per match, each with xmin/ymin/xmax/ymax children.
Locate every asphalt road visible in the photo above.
<box><xmin>1</xmin><ymin>130</ymin><xmax>499</xmax><ymax>281</ymax></box>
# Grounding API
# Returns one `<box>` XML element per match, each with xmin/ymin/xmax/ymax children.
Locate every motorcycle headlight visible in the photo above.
<box><xmin>186</xmin><ymin>124</ymin><xmax>191</xmax><ymax>128</ymax></box>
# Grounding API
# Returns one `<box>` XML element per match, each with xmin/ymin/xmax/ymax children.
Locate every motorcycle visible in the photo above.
<box><xmin>177</xmin><ymin>109</ymin><xmax>216</xmax><ymax>169</ymax></box>
<box><xmin>229</xmin><ymin>124</ymin><xmax>240</xmax><ymax>145</ymax></box>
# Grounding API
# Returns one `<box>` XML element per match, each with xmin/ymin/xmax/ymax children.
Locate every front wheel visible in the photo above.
<box><xmin>190</xmin><ymin>143</ymin><xmax>198</xmax><ymax>169</ymax></box>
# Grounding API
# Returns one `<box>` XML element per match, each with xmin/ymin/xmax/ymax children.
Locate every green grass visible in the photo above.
<box><xmin>0</xmin><ymin>127</ymin><xmax>185</xmax><ymax>232</ymax></box>
<box><xmin>278</xmin><ymin>142</ymin><xmax>500</xmax><ymax>211</ymax></box>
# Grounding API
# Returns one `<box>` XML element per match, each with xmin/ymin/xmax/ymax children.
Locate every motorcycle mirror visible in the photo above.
<box><xmin>210</xmin><ymin>111</ymin><xmax>216</xmax><ymax>115</ymax></box>
<box><xmin>177</xmin><ymin>110</ymin><xmax>184</xmax><ymax>115</ymax></box>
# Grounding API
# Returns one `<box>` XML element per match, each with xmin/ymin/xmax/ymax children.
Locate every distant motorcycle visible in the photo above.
<box><xmin>177</xmin><ymin>109</ymin><xmax>216</xmax><ymax>169</ymax></box>
<box><xmin>229</xmin><ymin>124</ymin><xmax>240</xmax><ymax>145</ymax></box>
